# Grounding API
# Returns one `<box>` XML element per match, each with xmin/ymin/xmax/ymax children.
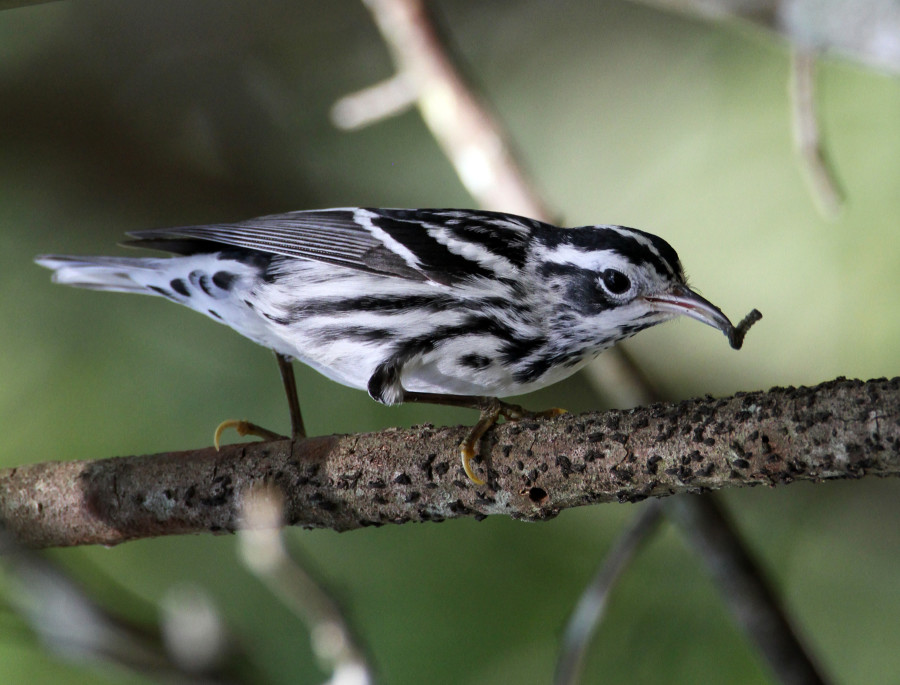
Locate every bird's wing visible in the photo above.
<box><xmin>126</xmin><ymin>208</ymin><xmax>543</xmax><ymax>285</ymax></box>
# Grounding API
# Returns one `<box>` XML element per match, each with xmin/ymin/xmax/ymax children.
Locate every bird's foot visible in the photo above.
<box><xmin>459</xmin><ymin>400</ymin><xmax>567</xmax><ymax>485</ymax></box>
<box><xmin>213</xmin><ymin>419</ymin><xmax>288</xmax><ymax>450</ymax></box>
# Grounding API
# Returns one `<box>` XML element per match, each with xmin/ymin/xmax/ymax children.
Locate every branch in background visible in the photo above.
<box><xmin>554</xmin><ymin>501</ymin><xmax>664</xmax><ymax>685</ymax></box>
<box><xmin>331</xmin><ymin>72</ymin><xmax>417</xmax><ymax>130</ymax></box>
<box><xmin>790</xmin><ymin>50</ymin><xmax>843</xmax><ymax>219</ymax></box>
<box><xmin>238</xmin><ymin>486</ymin><xmax>375</xmax><ymax>685</ymax></box>
<box><xmin>2</xmin><ymin>377</ymin><xmax>896</xmax><ymax>549</ymax></box>
<box><xmin>665</xmin><ymin>495</ymin><xmax>829</xmax><ymax>685</ymax></box>
<box><xmin>0</xmin><ymin>530</ymin><xmax>249</xmax><ymax>684</ymax></box>
<box><xmin>555</xmin><ymin>495</ymin><xmax>828</xmax><ymax>685</ymax></box>
<box><xmin>342</xmin><ymin>0</ymin><xmax>551</xmax><ymax>219</ymax></box>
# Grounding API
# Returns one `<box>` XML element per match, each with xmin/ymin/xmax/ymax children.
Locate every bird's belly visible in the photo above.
<box><xmin>398</xmin><ymin>345</ymin><xmax>595</xmax><ymax>398</ymax></box>
<box><xmin>273</xmin><ymin>322</ymin><xmax>601</xmax><ymax>400</ymax></box>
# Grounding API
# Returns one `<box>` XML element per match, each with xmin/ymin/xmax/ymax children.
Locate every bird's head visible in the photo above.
<box><xmin>535</xmin><ymin>224</ymin><xmax>736</xmax><ymax>349</ymax></box>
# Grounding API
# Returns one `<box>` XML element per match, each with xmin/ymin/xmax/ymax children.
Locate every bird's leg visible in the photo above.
<box><xmin>403</xmin><ymin>391</ymin><xmax>566</xmax><ymax>485</ymax></box>
<box><xmin>214</xmin><ymin>351</ymin><xmax>306</xmax><ymax>449</ymax></box>
<box><xmin>275</xmin><ymin>352</ymin><xmax>306</xmax><ymax>439</ymax></box>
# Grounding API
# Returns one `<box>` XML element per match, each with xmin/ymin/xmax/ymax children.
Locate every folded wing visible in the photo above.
<box><xmin>126</xmin><ymin>207</ymin><xmax>541</xmax><ymax>286</ymax></box>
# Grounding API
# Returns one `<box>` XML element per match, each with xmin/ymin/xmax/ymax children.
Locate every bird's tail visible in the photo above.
<box><xmin>34</xmin><ymin>255</ymin><xmax>162</xmax><ymax>295</ymax></box>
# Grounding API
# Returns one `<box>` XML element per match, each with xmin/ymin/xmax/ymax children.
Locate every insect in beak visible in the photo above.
<box><xmin>644</xmin><ymin>283</ymin><xmax>762</xmax><ymax>351</ymax></box>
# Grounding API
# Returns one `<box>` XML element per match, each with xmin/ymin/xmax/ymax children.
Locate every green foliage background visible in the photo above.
<box><xmin>1</xmin><ymin>1</ymin><xmax>898</xmax><ymax>683</ymax></box>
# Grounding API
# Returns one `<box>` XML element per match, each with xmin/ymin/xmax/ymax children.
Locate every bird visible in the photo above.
<box><xmin>36</xmin><ymin>207</ymin><xmax>760</xmax><ymax>485</ymax></box>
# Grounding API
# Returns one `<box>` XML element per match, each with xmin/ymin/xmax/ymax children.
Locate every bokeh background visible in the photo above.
<box><xmin>1</xmin><ymin>1</ymin><xmax>899</xmax><ymax>683</ymax></box>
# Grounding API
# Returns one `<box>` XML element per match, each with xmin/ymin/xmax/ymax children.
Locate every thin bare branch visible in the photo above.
<box><xmin>331</xmin><ymin>73</ymin><xmax>417</xmax><ymax>130</ymax></box>
<box><xmin>554</xmin><ymin>501</ymin><xmax>664</xmax><ymax>685</ymax></box>
<box><xmin>238</xmin><ymin>486</ymin><xmax>375</xmax><ymax>685</ymax></box>
<box><xmin>665</xmin><ymin>495</ymin><xmax>829</xmax><ymax>685</ymax></box>
<box><xmin>0</xmin><ymin>531</ymin><xmax>245</xmax><ymax>684</ymax></box>
<box><xmin>1</xmin><ymin>377</ymin><xmax>896</xmax><ymax>549</ymax></box>
<box><xmin>357</xmin><ymin>0</ymin><xmax>551</xmax><ymax>219</ymax></box>
<box><xmin>790</xmin><ymin>49</ymin><xmax>844</xmax><ymax>218</ymax></box>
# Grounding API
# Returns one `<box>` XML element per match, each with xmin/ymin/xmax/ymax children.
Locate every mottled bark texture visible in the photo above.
<box><xmin>1</xmin><ymin>377</ymin><xmax>897</xmax><ymax>549</ymax></box>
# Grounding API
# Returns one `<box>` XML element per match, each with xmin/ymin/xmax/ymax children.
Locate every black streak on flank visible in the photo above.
<box><xmin>292</xmin><ymin>294</ymin><xmax>459</xmax><ymax>318</ymax></box>
<box><xmin>460</xmin><ymin>353</ymin><xmax>492</xmax><ymax>370</ymax></box>
<box><xmin>212</xmin><ymin>271</ymin><xmax>238</xmax><ymax>291</ymax></box>
<box><xmin>387</xmin><ymin>317</ymin><xmax>545</xmax><ymax>376</ymax></box>
<box><xmin>170</xmin><ymin>278</ymin><xmax>190</xmax><ymax>297</ymax></box>
<box><xmin>262</xmin><ymin>311</ymin><xmax>291</xmax><ymax>326</ymax></box>
<box><xmin>315</xmin><ymin>325</ymin><xmax>395</xmax><ymax>344</ymax></box>
<box><xmin>148</xmin><ymin>285</ymin><xmax>173</xmax><ymax>298</ymax></box>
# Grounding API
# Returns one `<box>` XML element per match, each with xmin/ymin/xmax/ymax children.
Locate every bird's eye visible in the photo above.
<box><xmin>601</xmin><ymin>269</ymin><xmax>631</xmax><ymax>295</ymax></box>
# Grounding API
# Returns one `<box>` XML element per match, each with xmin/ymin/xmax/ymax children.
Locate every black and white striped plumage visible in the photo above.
<box><xmin>37</xmin><ymin>208</ymin><xmax>755</xmax><ymax>481</ymax></box>
<box><xmin>36</xmin><ymin>208</ymin><xmax>744</xmax><ymax>404</ymax></box>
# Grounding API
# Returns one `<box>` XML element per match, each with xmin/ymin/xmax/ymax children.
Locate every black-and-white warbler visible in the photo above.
<box><xmin>36</xmin><ymin>208</ymin><xmax>761</xmax><ymax>484</ymax></box>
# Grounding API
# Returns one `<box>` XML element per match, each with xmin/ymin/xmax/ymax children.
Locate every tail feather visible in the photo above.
<box><xmin>35</xmin><ymin>255</ymin><xmax>159</xmax><ymax>294</ymax></box>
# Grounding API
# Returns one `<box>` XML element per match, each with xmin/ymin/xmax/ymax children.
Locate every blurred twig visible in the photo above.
<box><xmin>239</xmin><ymin>485</ymin><xmax>375</xmax><ymax>685</ymax></box>
<box><xmin>665</xmin><ymin>495</ymin><xmax>828</xmax><ymax>684</ymax></box>
<box><xmin>790</xmin><ymin>50</ymin><xmax>843</xmax><ymax>218</ymax></box>
<box><xmin>339</xmin><ymin>0</ymin><xmax>550</xmax><ymax>219</ymax></box>
<box><xmin>0</xmin><ymin>529</ymin><xmax>248</xmax><ymax>684</ymax></box>
<box><xmin>554</xmin><ymin>501</ymin><xmax>664</xmax><ymax>685</ymax></box>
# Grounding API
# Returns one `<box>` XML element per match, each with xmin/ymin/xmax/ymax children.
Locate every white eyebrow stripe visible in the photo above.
<box><xmin>539</xmin><ymin>243</ymin><xmax>601</xmax><ymax>270</ymax></box>
<box><xmin>606</xmin><ymin>226</ymin><xmax>675</xmax><ymax>277</ymax></box>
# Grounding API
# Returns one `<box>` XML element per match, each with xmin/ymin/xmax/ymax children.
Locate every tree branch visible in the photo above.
<box><xmin>555</xmin><ymin>500</ymin><xmax>664</xmax><ymax>685</ymax></box>
<box><xmin>2</xmin><ymin>377</ymin><xmax>896</xmax><ymax>549</ymax></box>
<box><xmin>353</xmin><ymin>0</ymin><xmax>552</xmax><ymax>219</ymax></box>
<box><xmin>665</xmin><ymin>495</ymin><xmax>829</xmax><ymax>684</ymax></box>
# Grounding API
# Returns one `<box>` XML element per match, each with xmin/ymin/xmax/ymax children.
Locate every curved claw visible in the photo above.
<box><xmin>213</xmin><ymin>419</ymin><xmax>286</xmax><ymax>450</ymax></box>
<box><xmin>458</xmin><ymin>401</ymin><xmax>501</xmax><ymax>485</ymax></box>
<box><xmin>459</xmin><ymin>442</ymin><xmax>486</xmax><ymax>486</ymax></box>
<box><xmin>458</xmin><ymin>402</ymin><xmax>568</xmax><ymax>485</ymax></box>
<box><xmin>400</xmin><ymin>390</ymin><xmax>568</xmax><ymax>485</ymax></box>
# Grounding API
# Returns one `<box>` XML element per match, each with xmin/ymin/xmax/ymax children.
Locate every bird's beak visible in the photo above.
<box><xmin>643</xmin><ymin>283</ymin><xmax>733</xmax><ymax>336</ymax></box>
